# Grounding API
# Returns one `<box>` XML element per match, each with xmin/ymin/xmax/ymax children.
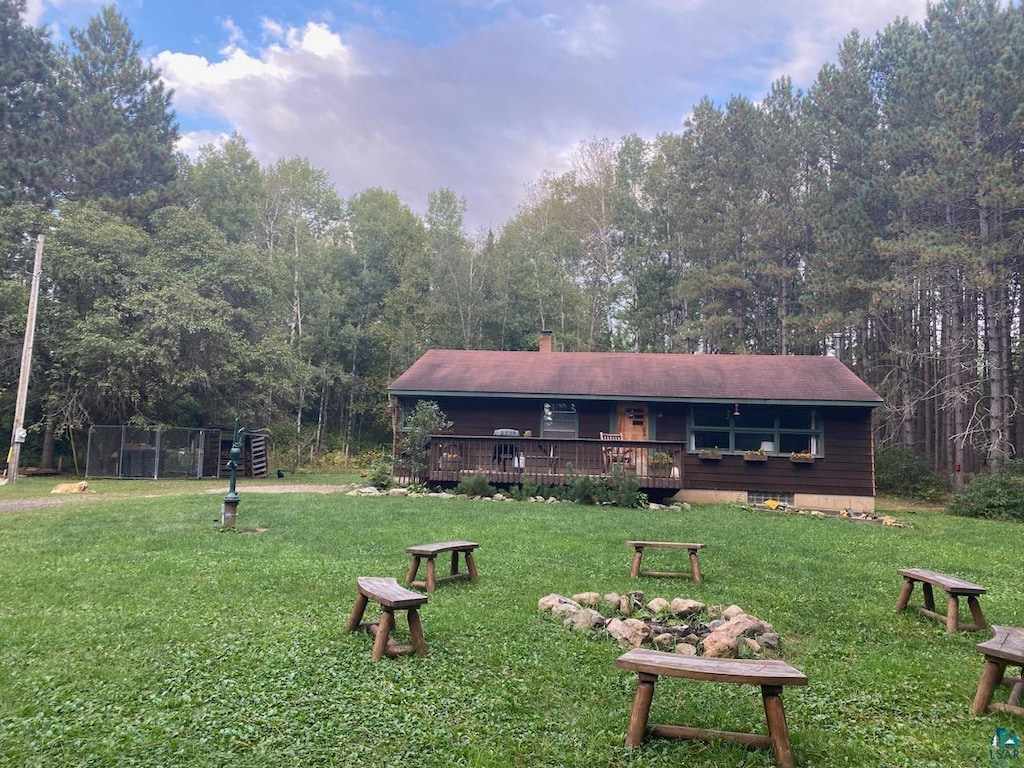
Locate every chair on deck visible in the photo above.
<box><xmin>601</xmin><ymin>432</ymin><xmax>633</xmax><ymax>471</ymax></box>
<box><xmin>493</xmin><ymin>428</ymin><xmax>520</xmax><ymax>471</ymax></box>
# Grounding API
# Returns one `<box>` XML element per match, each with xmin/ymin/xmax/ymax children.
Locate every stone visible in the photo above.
<box><xmin>652</xmin><ymin>632</ymin><xmax>675</xmax><ymax>649</ymax></box>
<box><xmin>674</xmin><ymin>642</ymin><xmax>698</xmax><ymax>656</ymax></box>
<box><xmin>646</xmin><ymin>597</ymin><xmax>670</xmax><ymax>614</ymax></box>
<box><xmin>572</xmin><ymin>592</ymin><xmax>602</xmax><ymax>607</ymax></box>
<box><xmin>722</xmin><ymin>604</ymin><xmax>745</xmax><ymax>620</ymax></box>
<box><xmin>386</xmin><ymin>487</ymin><xmax>410</xmax><ymax>496</ymax></box>
<box><xmin>702</xmin><ymin>631</ymin><xmax>738</xmax><ymax>658</ymax></box>
<box><xmin>551</xmin><ymin>602</ymin><xmax>580</xmax><ymax>619</ymax></box>
<box><xmin>537</xmin><ymin>593</ymin><xmax>579</xmax><ymax>612</ymax></box>
<box><xmin>757</xmin><ymin>632</ymin><xmax>781</xmax><ymax>651</ymax></box>
<box><xmin>669</xmin><ymin>598</ymin><xmax>705</xmax><ymax>616</ymax></box>
<box><xmin>567</xmin><ymin>608</ymin><xmax>605</xmax><ymax>631</ymax></box>
<box><xmin>606</xmin><ymin>618</ymin><xmax>651</xmax><ymax>648</ymax></box>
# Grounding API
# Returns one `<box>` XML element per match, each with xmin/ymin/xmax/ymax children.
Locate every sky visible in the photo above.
<box><xmin>24</xmin><ymin>0</ymin><xmax>929</xmax><ymax>233</ymax></box>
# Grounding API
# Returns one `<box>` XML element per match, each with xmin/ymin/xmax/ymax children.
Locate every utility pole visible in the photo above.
<box><xmin>5</xmin><ymin>235</ymin><xmax>44</xmax><ymax>484</ymax></box>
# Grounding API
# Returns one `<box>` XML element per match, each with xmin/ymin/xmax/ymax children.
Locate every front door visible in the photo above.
<box><xmin>617</xmin><ymin>404</ymin><xmax>648</xmax><ymax>441</ymax></box>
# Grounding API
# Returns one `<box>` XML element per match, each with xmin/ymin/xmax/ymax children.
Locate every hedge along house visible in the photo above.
<box><xmin>387</xmin><ymin>332</ymin><xmax>884</xmax><ymax>512</ymax></box>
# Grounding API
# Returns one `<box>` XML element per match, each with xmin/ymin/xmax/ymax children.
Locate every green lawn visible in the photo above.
<box><xmin>0</xmin><ymin>479</ymin><xmax>1018</xmax><ymax>767</ymax></box>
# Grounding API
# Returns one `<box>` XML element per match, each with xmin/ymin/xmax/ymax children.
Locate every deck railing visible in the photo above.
<box><xmin>396</xmin><ymin>436</ymin><xmax>685</xmax><ymax>488</ymax></box>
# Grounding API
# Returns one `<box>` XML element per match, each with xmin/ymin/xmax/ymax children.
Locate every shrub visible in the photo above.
<box><xmin>562</xmin><ymin>466</ymin><xmax>608</xmax><ymax>505</ymax></box>
<box><xmin>947</xmin><ymin>467</ymin><xmax>1024</xmax><ymax>522</ymax></box>
<box><xmin>875</xmin><ymin>446</ymin><xmax>947</xmax><ymax>501</ymax></box>
<box><xmin>606</xmin><ymin>463</ymin><xmax>647</xmax><ymax>508</ymax></box>
<box><xmin>456</xmin><ymin>472</ymin><xmax>496</xmax><ymax>497</ymax></box>
<box><xmin>368</xmin><ymin>458</ymin><xmax>394</xmax><ymax>490</ymax></box>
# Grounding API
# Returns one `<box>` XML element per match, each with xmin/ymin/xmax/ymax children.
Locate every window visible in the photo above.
<box><xmin>542</xmin><ymin>402</ymin><xmax>577</xmax><ymax>438</ymax></box>
<box><xmin>689</xmin><ymin>405</ymin><xmax>822</xmax><ymax>455</ymax></box>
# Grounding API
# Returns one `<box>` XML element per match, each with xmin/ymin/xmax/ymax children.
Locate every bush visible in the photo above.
<box><xmin>947</xmin><ymin>467</ymin><xmax>1024</xmax><ymax>522</ymax></box>
<box><xmin>456</xmin><ymin>472</ymin><xmax>496</xmax><ymax>497</ymax></box>
<box><xmin>874</xmin><ymin>446</ymin><xmax>947</xmax><ymax>501</ymax></box>
<box><xmin>562</xmin><ymin>466</ymin><xmax>608</xmax><ymax>505</ymax></box>
<box><xmin>606</xmin><ymin>464</ymin><xmax>648</xmax><ymax>508</ymax></box>
<box><xmin>368</xmin><ymin>458</ymin><xmax>394</xmax><ymax>490</ymax></box>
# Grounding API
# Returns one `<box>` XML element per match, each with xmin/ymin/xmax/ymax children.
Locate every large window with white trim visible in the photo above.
<box><xmin>542</xmin><ymin>402</ymin><xmax>577</xmax><ymax>438</ymax></box>
<box><xmin>689</xmin><ymin>405</ymin><xmax>821</xmax><ymax>455</ymax></box>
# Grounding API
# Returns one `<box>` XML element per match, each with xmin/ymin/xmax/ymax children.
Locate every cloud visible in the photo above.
<box><xmin>154</xmin><ymin>1</ymin><xmax>929</xmax><ymax>232</ymax></box>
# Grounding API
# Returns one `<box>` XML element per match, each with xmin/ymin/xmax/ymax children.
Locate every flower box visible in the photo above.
<box><xmin>789</xmin><ymin>453</ymin><xmax>815</xmax><ymax>464</ymax></box>
<box><xmin>698</xmin><ymin>450</ymin><xmax>722</xmax><ymax>461</ymax></box>
<box><xmin>743</xmin><ymin>451</ymin><xmax>768</xmax><ymax>462</ymax></box>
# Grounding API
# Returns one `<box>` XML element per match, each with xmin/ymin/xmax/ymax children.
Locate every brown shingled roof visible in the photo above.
<box><xmin>388</xmin><ymin>350</ymin><xmax>882</xmax><ymax>405</ymax></box>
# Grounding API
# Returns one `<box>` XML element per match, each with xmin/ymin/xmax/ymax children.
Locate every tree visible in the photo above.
<box><xmin>61</xmin><ymin>5</ymin><xmax>179</xmax><ymax>220</ymax></box>
<box><xmin>0</xmin><ymin>0</ymin><xmax>67</xmax><ymax>207</ymax></box>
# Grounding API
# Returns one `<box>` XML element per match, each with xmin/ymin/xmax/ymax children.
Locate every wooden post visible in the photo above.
<box><xmin>6</xmin><ymin>235</ymin><xmax>43</xmax><ymax>484</ymax></box>
<box><xmin>762</xmin><ymin>685</ymin><xmax>797</xmax><ymax>768</ymax></box>
<box><xmin>972</xmin><ymin>658</ymin><xmax>1006</xmax><ymax>715</ymax></box>
<box><xmin>625</xmin><ymin>673</ymin><xmax>657</xmax><ymax>747</ymax></box>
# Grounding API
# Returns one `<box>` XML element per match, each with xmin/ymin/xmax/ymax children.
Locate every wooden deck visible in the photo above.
<box><xmin>413</xmin><ymin>436</ymin><xmax>686</xmax><ymax>489</ymax></box>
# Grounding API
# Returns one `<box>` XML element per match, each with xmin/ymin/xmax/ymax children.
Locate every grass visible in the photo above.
<box><xmin>0</xmin><ymin>478</ymin><xmax>1019</xmax><ymax>767</ymax></box>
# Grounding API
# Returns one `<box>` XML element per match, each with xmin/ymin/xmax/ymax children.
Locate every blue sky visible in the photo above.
<box><xmin>24</xmin><ymin>0</ymin><xmax>928</xmax><ymax>232</ymax></box>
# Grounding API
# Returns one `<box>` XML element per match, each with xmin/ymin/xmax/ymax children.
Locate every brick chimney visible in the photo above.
<box><xmin>539</xmin><ymin>329</ymin><xmax>554</xmax><ymax>353</ymax></box>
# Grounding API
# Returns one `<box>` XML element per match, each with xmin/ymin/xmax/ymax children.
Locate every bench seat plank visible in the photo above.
<box><xmin>898</xmin><ymin>568</ymin><xmax>986</xmax><ymax>595</ymax></box>
<box><xmin>618</xmin><ymin>648</ymin><xmax>808</xmax><ymax>687</ymax></box>
<box><xmin>357</xmin><ymin>576</ymin><xmax>429</xmax><ymax>608</ymax></box>
<box><xmin>405</xmin><ymin>540</ymin><xmax>479</xmax><ymax>557</ymax></box>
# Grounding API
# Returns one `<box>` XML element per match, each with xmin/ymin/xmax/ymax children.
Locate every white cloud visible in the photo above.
<box><xmin>154</xmin><ymin>0</ymin><xmax>931</xmax><ymax>231</ymax></box>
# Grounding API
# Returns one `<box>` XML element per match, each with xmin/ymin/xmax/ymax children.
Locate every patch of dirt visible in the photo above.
<box><xmin>0</xmin><ymin>483</ymin><xmax>357</xmax><ymax>514</ymax></box>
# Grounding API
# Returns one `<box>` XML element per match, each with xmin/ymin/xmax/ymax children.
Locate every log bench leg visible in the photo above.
<box><xmin>630</xmin><ymin>547</ymin><xmax>644</xmax><ymax>579</ymax></box>
<box><xmin>946</xmin><ymin>595</ymin><xmax>959</xmax><ymax>635</ymax></box>
<box><xmin>449</xmin><ymin>550</ymin><xmax>460</xmax><ymax>578</ymax></box>
<box><xmin>895</xmin><ymin>579</ymin><xmax>915</xmax><ymax>611</ymax></box>
<box><xmin>346</xmin><ymin>592</ymin><xmax>369</xmax><ymax>633</ymax></box>
<box><xmin>371</xmin><ymin>608</ymin><xmax>395</xmax><ymax>662</ymax></box>
<box><xmin>972</xmin><ymin>658</ymin><xmax>1007</xmax><ymax>715</ymax></box>
<box><xmin>967</xmin><ymin>596</ymin><xmax>987</xmax><ymax>631</ymax></box>
<box><xmin>689</xmin><ymin>549</ymin><xmax>703</xmax><ymax>583</ymax></box>
<box><xmin>762</xmin><ymin>684</ymin><xmax>796</xmax><ymax>768</ymax></box>
<box><xmin>465</xmin><ymin>551</ymin><xmax>478</xmax><ymax>581</ymax></box>
<box><xmin>425</xmin><ymin>557</ymin><xmax>437</xmax><ymax>593</ymax></box>
<box><xmin>1010</xmin><ymin>671</ymin><xmax>1024</xmax><ymax>708</ymax></box>
<box><xmin>922</xmin><ymin>582</ymin><xmax>935</xmax><ymax>613</ymax></box>
<box><xmin>405</xmin><ymin>555</ymin><xmax>422</xmax><ymax>585</ymax></box>
<box><xmin>625</xmin><ymin>672</ymin><xmax>657</xmax><ymax>747</ymax></box>
<box><xmin>407</xmin><ymin>607</ymin><xmax>428</xmax><ymax>657</ymax></box>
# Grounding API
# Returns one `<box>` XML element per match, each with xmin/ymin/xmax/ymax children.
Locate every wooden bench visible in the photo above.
<box><xmin>405</xmin><ymin>540</ymin><xmax>479</xmax><ymax>593</ymax></box>
<box><xmin>618</xmin><ymin>648</ymin><xmax>808</xmax><ymax>768</ymax></box>
<box><xmin>345</xmin><ymin>577</ymin><xmax>428</xmax><ymax>661</ymax></box>
<box><xmin>895</xmin><ymin>567</ymin><xmax>988</xmax><ymax>634</ymax></box>
<box><xmin>972</xmin><ymin>625</ymin><xmax>1024</xmax><ymax>717</ymax></box>
<box><xmin>627</xmin><ymin>541</ymin><xmax>706</xmax><ymax>582</ymax></box>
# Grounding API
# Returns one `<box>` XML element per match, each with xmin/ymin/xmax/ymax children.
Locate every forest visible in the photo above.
<box><xmin>1</xmin><ymin>0</ymin><xmax>1023</xmax><ymax>483</ymax></box>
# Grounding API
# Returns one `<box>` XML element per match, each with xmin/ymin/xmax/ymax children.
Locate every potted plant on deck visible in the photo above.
<box><xmin>649</xmin><ymin>451</ymin><xmax>675</xmax><ymax>477</ymax></box>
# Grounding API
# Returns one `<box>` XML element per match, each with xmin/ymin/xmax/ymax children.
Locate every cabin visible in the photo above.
<box><xmin>387</xmin><ymin>332</ymin><xmax>884</xmax><ymax>512</ymax></box>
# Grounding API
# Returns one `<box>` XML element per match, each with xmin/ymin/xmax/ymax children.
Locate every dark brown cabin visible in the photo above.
<box><xmin>387</xmin><ymin>333</ymin><xmax>883</xmax><ymax>512</ymax></box>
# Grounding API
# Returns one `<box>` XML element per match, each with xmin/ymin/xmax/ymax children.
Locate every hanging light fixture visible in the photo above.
<box><xmin>732</xmin><ymin>403</ymin><xmax>741</xmax><ymax>417</ymax></box>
